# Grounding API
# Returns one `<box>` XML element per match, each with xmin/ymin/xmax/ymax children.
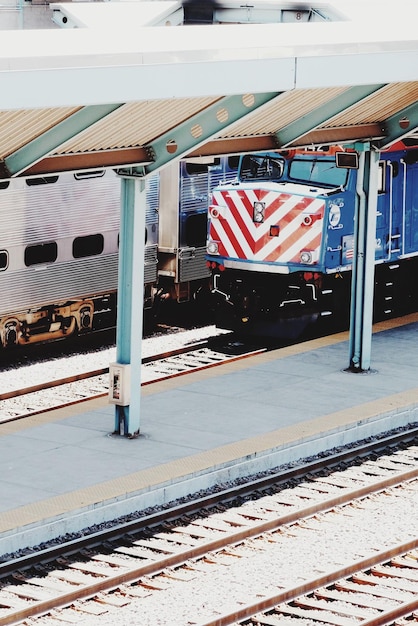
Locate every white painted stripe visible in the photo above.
<box><xmin>253</xmin><ymin>199</ymin><xmax>325</xmax><ymax>261</ymax></box>
<box><xmin>276</xmin><ymin>222</ymin><xmax>323</xmax><ymax>262</ymax></box>
<box><xmin>215</xmin><ymin>188</ymin><xmax>325</xmax><ymax>263</ymax></box>
<box><xmin>211</xmin><ymin>220</ymin><xmax>239</xmax><ymax>258</ymax></box>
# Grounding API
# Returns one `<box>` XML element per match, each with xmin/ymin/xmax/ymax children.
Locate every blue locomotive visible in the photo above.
<box><xmin>206</xmin><ymin>142</ymin><xmax>418</xmax><ymax>337</ymax></box>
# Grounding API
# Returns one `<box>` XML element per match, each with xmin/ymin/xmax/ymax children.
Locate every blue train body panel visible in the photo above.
<box><xmin>206</xmin><ymin>144</ymin><xmax>418</xmax><ymax>337</ymax></box>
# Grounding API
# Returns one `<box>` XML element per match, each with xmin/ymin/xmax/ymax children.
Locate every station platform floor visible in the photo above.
<box><xmin>1</xmin><ymin>314</ymin><xmax>418</xmax><ymax>558</ymax></box>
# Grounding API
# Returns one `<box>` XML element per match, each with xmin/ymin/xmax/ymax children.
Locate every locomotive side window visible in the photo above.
<box><xmin>73</xmin><ymin>234</ymin><xmax>104</xmax><ymax>259</ymax></box>
<box><xmin>0</xmin><ymin>181</ymin><xmax>9</xmax><ymax>190</ymax></box>
<box><xmin>404</xmin><ymin>149</ymin><xmax>418</xmax><ymax>165</ymax></box>
<box><xmin>0</xmin><ymin>250</ymin><xmax>8</xmax><ymax>270</ymax></box>
<box><xmin>25</xmin><ymin>242</ymin><xmax>58</xmax><ymax>266</ymax></box>
<box><xmin>378</xmin><ymin>162</ymin><xmax>386</xmax><ymax>194</ymax></box>
<box><xmin>26</xmin><ymin>176</ymin><xmax>59</xmax><ymax>186</ymax></box>
<box><xmin>240</xmin><ymin>155</ymin><xmax>284</xmax><ymax>181</ymax></box>
<box><xmin>185</xmin><ymin>162</ymin><xmax>209</xmax><ymax>175</ymax></box>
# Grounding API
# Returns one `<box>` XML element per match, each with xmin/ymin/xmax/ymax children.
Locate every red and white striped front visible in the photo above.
<box><xmin>208</xmin><ymin>185</ymin><xmax>326</xmax><ymax>267</ymax></box>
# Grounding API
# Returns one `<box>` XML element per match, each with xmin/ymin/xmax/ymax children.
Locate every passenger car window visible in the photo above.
<box><xmin>26</xmin><ymin>176</ymin><xmax>59</xmax><ymax>186</ymax></box>
<box><xmin>0</xmin><ymin>250</ymin><xmax>8</xmax><ymax>270</ymax></box>
<box><xmin>73</xmin><ymin>234</ymin><xmax>104</xmax><ymax>259</ymax></box>
<box><xmin>25</xmin><ymin>242</ymin><xmax>58</xmax><ymax>266</ymax></box>
<box><xmin>74</xmin><ymin>171</ymin><xmax>105</xmax><ymax>180</ymax></box>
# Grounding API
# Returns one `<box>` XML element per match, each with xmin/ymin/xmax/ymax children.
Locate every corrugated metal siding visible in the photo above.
<box><xmin>0</xmin><ymin>82</ymin><xmax>417</xmax><ymax>173</ymax></box>
<box><xmin>319</xmin><ymin>82</ymin><xmax>418</xmax><ymax>128</ymax></box>
<box><xmin>1</xmin><ymin>254</ymin><xmax>118</xmax><ymax>316</ymax></box>
<box><xmin>218</xmin><ymin>88</ymin><xmax>347</xmax><ymax>138</ymax></box>
<box><xmin>180</xmin><ymin>170</ymin><xmax>208</xmax><ymax>214</ymax></box>
<box><xmin>146</xmin><ymin>172</ymin><xmax>159</xmax><ymax>223</ymax></box>
<box><xmin>179</xmin><ymin>247</ymin><xmax>210</xmax><ymax>282</ymax></box>
<box><xmin>0</xmin><ymin>170</ymin><xmax>120</xmax><ymax>246</ymax></box>
<box><xmin>54</xmin><ymin>97</ymin><xmax>220</xmax><ymax>154</ymax></box>
<box><xmin>144</xmin><ymin>244</ymin><xmax>158</xmax><ymax>284</ymax></box>
<box><xmin>0</xmin><ymin>107</ymin><xmax>80</xmax><ymax>159</ymax></box>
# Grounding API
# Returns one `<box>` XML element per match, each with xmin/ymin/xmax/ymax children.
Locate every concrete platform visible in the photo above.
<box><xmin>1</xmin><ymin>314</ymin><xmax>418</xmax><ymax>557</ymax></box>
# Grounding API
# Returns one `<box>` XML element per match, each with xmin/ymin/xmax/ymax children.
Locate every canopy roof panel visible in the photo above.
<box><xmin>0</xmin><ymin>0</ymin><xmax>417</xmax><ymax>179</ymax></box>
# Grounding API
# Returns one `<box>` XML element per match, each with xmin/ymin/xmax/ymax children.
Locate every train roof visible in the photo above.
<box><xmin>0</xmin><ymin>0</ymin><xmax>417</xmax><ymax>179</ymax></box>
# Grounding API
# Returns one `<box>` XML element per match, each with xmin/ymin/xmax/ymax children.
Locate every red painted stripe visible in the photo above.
<box><xmin>220</xmin><ymin>218</ymin><xmax>248</xmax><ymax>258</ymax></box>
<box><xmin>210</xmin><ymin>193</ymin><xmax>248</xmax><ymax>258</ymax></box>
<box><xmin>253</xmin><ymin>199</ymin><xmax>315</xmax><ymax>257</ymax></box>
<box><xmin>211</xmin><ymin>190</ymin><xmax>324</xmax><ymax>264</ymax></box>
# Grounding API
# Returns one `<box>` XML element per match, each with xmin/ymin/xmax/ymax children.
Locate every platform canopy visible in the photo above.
<box><xmin>0</xmin><ymin>0</ymin><xmax>417</xmax><ymax>179</ymax></box>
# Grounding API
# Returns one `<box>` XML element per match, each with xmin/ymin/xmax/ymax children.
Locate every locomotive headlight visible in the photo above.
<box><xmin>253</xmin><ymin>201</ymin><xmax>265</xmax><ymax>223</ymax></box>
<box><xmin>209</xmin><ymin>205</ymin><xmax>225</xmax><ymax>219</ymax></box>
<box><xmin>207</xmin><ymin>241</ymin><xmax>219</xmax><ymax>255</ymax></box>
<box><xmin>300</xmin><ymin>251</ymin><xmax>313</xmax><ymax>264</ymax></box>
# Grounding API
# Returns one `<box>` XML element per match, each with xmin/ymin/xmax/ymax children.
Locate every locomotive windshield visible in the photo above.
<box><xmin>239</xmin><ymin>155</ymin><xmax>285</xmax><ymax>181</ymax></box>
<box><xmin>289</xmin><ymin>157</ymin><xmax>348</xmax><ymax>188</ymax></box>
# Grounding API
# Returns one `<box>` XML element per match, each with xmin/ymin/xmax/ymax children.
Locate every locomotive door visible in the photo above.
<box><xmin>374</xmin><ymin>153</ymin><xmax>418</xmax><ymax>319</ymax></box>
<box><xmin>403</xmin><ymin>157</ymin><xmax>418</xmax><ymax>255</ymax></box>
<box><xmin>375</xmin><ymin>158</ymin><xmax>403</xmax><ymax>262</ymax></box>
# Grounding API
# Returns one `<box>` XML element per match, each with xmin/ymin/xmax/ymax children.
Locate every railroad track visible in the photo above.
<box><xmin>0</xmin><ymin>339</ymin><xmax>265</xmax><ymax>422</ymax></box>
<box><xmin>218</xmin><ymin>542</ymin><xmax>418</xmax><ymax>626</ymax></box>
<box><xmin>0</xmin><ymin>429</ymin><xmax>417</xmax><ymax>625</ymax></box>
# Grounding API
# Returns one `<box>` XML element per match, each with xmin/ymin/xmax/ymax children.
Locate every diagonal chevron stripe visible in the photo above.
<box><xmin>258</xmin><ymin>200</ymin><xmax>325</xmax><ymax>261</ymax></box>
<box><xmin>211</xmin><ymin>220</ymin><xmax>243</xmax><ymax>259</ymax></box>
<box><xmin>226</xmin><ymin>188</ymin><xmax>303</xmax><ymax>243</ymax></box>
<box><xmin>278</xmin><ymin>227</ymin><xmax>323</xmax><ymax>263</ymax></box>
<box><xmin>209</xmin><ymin>186</ymin><xmax>326</xmax><ymax>267</ymax></box>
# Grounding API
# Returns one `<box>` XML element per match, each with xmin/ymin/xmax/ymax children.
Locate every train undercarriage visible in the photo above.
<box><xmin>0</xmin><ymin>293</ymin><xmax>117</xmax><ymax>350</ymax></box>
<box><xmin>209</xmin><ymin>257</ymin><xmax>418</xmax><ymax>340</ymax></box>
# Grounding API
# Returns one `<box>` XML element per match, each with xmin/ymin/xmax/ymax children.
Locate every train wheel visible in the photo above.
<box><xmin>3</xmin><ymin>321</ymin><xmax>19</xmax><ymax>348</ymax></box>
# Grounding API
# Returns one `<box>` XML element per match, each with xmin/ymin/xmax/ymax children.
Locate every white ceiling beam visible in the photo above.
<box><xmin>1</xmin><ymin>8</ymin><xmax>418</xmax><ymax>110</ymax></box>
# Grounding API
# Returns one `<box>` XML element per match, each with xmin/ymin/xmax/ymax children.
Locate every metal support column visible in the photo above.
<box><xmin>111</xmin><ymin>175</ymin><xmax>146</xmax><ymax>437</ymax></box>
<box><xmin>348</xmin><ymin>144</ymin><xmax>380</xmax><ymax>372</ymax></box>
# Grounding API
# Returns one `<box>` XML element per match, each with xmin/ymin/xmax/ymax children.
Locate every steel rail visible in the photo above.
<box><xmin>1</xmin><ymin>425</ymin><xmax>417</xmax><ymax>576</ymax></box>
<box><xmin>0</xmin><ymin>367</ymin><xmax>108</xmax><ymax>402</ymax></box>
<box><xmin>1</xmin><ymin>465</ymin><xmax>417</xmax><ymax>625</ymax></box>
<box><xmin>0</xmin><ymin>341</ymin><xmax>210</xmax><ymax>402</ymax></box>
<box><xmin>0</xmin><ymin>340</ymin><xmax>264</xmax><ymax>422</ymax></box>
<box><xmin>197</xmin><ymin>538</ymin><xmax>418</xmax><ymax>626</ymax></box>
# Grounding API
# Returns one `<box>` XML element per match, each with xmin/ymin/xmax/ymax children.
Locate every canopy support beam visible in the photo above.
<box><xmin>111</xmin><ymin>174</ymin><xmax>146</xmax><ymax>437</ymax></box>
<box><xmin>347</xmin><ymin>143</ymin><xmax>379</xmax><ymax>373</ymax></box>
